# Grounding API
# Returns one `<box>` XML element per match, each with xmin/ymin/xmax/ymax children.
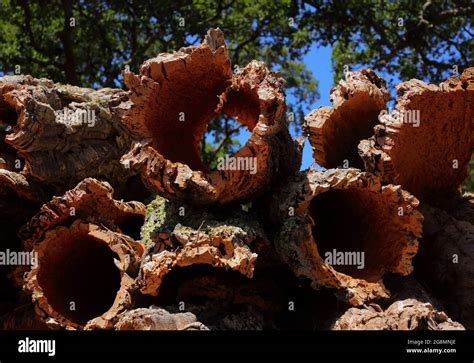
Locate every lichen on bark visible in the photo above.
<box><xmin>137</xmin><ymin>194</ymin><xmax>267</xmax><ymax>297</ymax></box>
<box><xmin>270</xmin><ymin>168</ymin><xmax>422</xmax><ymax>306</ymax></box>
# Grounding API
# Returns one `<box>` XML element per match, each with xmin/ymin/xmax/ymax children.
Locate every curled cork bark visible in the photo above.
<box><xmin>18</xmin><ymin>177</ymin><xmax>146</xmax><ymax>252</ymax></box>
<box><xmin>332</xmin><ymin>277</ymin><xmax>464</xmax><ymax>330</ymax></box>
<box><xmin>359</xmin><ymin>68</ymin><xmax>474</xmax><ymax>202</ymax></box>
<box><xmin>137</xmin><ymin>195</ymin><xmax>266</xmax><ymax>297</ymax></box>
<box><xmin>271</xmin><ymin>168</ymin><xmax>422</xmax><ymax>305</ymax></box>
<box><xmin>25</xmin><ymin>220</ymin><xmax>141</xmax><ymax>330</ymax></box>
<box><xmin>0</xmin><ymin>75</ymin><xmax>141</xmax><ymax>199</ymax></box>
<box><xmin>415</xmin><ymin>203</ymin><xmax>474</xmax><ymax>329</ymax></box>
<box><xmin>304</xmin><ymin>69</ymin><xmax>389</xmax><ymax>169</ymax></box>
<box><xmin>16</xmin><ymin>178</ymin><xmax>145</xmax><ymax>329</ymax></box>
<box><xmin>120</xmin><ymin>28</ymin><xmax>299</xmax><ymax>205</ymax></box>
<box><xmin>115</xmin><ymin>306</ymin><xmax>208</xmax><ymax>330</ymax></box>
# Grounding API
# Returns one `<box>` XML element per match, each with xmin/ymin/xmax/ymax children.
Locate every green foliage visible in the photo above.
<box><xmin>301</xmin><ymin>0</ymin><xmax>473</xmax><ymax>86</ymax></box>
<box><xmin>462</xmin><ymin>158</ymin><xmax>474</xmax><ymax>194</ymax></box>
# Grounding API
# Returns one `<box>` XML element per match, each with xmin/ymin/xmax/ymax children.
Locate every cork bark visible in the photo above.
<box><xmin>415</xmin><ymin>202</ymin><xmax>474</xmax><ymax>329</ymax></box>
<box><xmin>25</xmin><ymin>220</ymin><xmax>141</xmax><ymax>330</ymax></box>
<box><xmin>137</xmin><ymin>195</ymin><xmax>267</xmax><ymax>297</ymax></box>
<box><xmin>359</xmin><ymin>67</ymin><xmax>474</xmax><ymax>202</ymax></box>
<box><xmin>0</xmin><ymin>30</ymin><xmax>471</xmax><ymax>332</ymax></box>
<box><xmin>270</xmin><ymin>168</ymin><xmax>422</xmax><ymax>306</ymax></box>
<box><xmin>120</xmin><ymin>28</ymin><xmax>300</xmax><ymax>205</ymax></box>
<box><xmin>17</xmin><ymin>178</ymin><xmax>145</xmax><ymax>330</ymax></box>
<box><xmin>0</xmin><ymin>75</ymin><xmax>141</xmax><ymax>200</ymax></box>
<box><xmin>332</xmin><ymin>277</ymin><xmax>464</xmax><ymax>330</ymax></box>
<box><xmin>304</xmin><ymin>69</ymin><xmax>389</xmax><ymax>169</ymax></box>
<box><xmin>115</xmin><ymin>306</ymin><xmax>208</xmax><ymax>330</ymax></box>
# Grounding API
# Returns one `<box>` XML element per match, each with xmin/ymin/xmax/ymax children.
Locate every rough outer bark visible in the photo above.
<box><xmin>332</xmin><ymin>276</ymin><xmax>464</xmax><ymax>330</ymax></box>
<box><xmin>304</xmin><ymin>69</ymin><xmax>389</xmax><ymax>169</ymax></box>
<box><xmin>120</xmin><ymin>28</ymin><xmax>299</xmax><ymax>205</ymax></box>
<box><xmin>359</xmin><ymin>68</ymin><xmax>474</xmax><ymax>202</ymax></box>
<box><xmin>271</xmin><ymin>168</ymin><xmax>422</xmax><ymax>306</ymax></box>
<box><xmin>0</xmin><ymin>75</ymin><xmax>139</xmax><ymax>198</ymax></box>
<box><xmin>24</xmin><ymin>220</ymin><xmax>142</xmax><ymax>330</ymax></box>
<box><xmin>137</xmin><ymin>195</ymin><xmax>267</xmax><ymax>296</ymax></box>
<box><xmin>333</xmin><ymin>300</ymin><xmax>464</xmax><ymax>330</ymax></box>
<box><xmin>115</xmin><ymin>306</ymin><xmax>208</xmax><ymax>330</ymax></box>
<box><xmin>13</xmin><ymin>178</ymin><xmax>145</xmax><ymax>330</ymax></box>
<box><xmin>415</xmin><ymin>202</ymin><xmax>474</xmax><ymax>329</ymax></box>
<box><xmin>18</xmin><ymin>177</ymin><xmax>146</xmax><ymax>252</ymax></box>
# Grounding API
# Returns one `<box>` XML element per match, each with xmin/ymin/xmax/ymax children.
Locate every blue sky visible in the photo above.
<box><xmin>236</xmin><ymin>44</ymin><xmax>333</xmax><ymax>171</ymax></box>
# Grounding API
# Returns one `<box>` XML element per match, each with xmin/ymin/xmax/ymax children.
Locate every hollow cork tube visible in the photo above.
<box><xmin>271</xmin><ymin>168</ymin><xmax>423</xmax><ymax>306</ymax></box>
<box><xmin>304</xmin><ymin>69</ymin><xmax>389</xmax><ymax>169</ymax></box>
<box><xmin>120</xmin><ymin>28</ymin><xmax>299</xmax><ymax>205</ymax></box>
<box><xmin>18</xmin><ymin>178</ymin><xmax>145</xmax><ymax>330</ymax></box>
<box><xmin>359</xmin><ymin>67</ymin><xmax>474</xmax><ymax>202</ymax></box>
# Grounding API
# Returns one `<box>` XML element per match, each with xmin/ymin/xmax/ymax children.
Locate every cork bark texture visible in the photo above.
<box><xmin>304</xmin><ymin>69</ymin><xmax>389</xmax><ymax>169</ymax></box>
<box><xmin>270</xmin><ymin>168</ymin><xmax>422</xmax><ymax>306</ymax></box>
<box><xmin>17</xmin><ymin>178</ymin><xmax>145</xmax><ymax>330</ymax></box>
<box><xmin>120</xmin><ymin>28</ymin><xmax>300</xmax><ymax>205</ymax></box>
<box><xmin>359</xmin><ymin>68</ymin><xmax>474</xmax><ymax>203</ymax></box>
<box><xmin>0</xmin><ymin>29</ymin><xmax>471</xmax><ymax>331</ymax></box>
<box><xmin>0</xmin><ymin>75</ymin><xmax>140</xmax><ymax>199</ymax></box>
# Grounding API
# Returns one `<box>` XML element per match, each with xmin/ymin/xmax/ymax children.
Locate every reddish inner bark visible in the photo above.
<box><xmin>390</xmin><ymin>93</ymin><xmax>471</xmax><ymax>200</ymax></box>
<box><xmin>309</xmin><ymin>189</ymin><xmax>405</xmax><ymax>281</ymax></box>
<box><xmin>37</xmin><ymin>233</ymin><xmax>121</xmax><ymax>325</ymax></box>
<box><xmin>146</xmin><ymin>79</ymin><xmax>259</xmax><ymax>172</ymax></box>
<box><xmin>323</xmin><ymin>94</ymin><xmax>382</xmax><ymax>168</ymax></box>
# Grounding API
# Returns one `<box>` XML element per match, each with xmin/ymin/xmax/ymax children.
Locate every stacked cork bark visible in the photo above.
<box><xmin>0</xmin><ymin>29</ymin><xmax>472</xmax><ymax>330</ymax></box>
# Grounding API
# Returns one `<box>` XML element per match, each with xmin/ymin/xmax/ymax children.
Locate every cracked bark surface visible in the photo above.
<box><xmin>304</xmin><ymin>69</ymin><xmax>389</xmax><ymax>169</ymax></box>
<box><xmin>0</xmin><ymin>75</ymin><xmax>141</xmax><ymax>199</ymax></box>
<box><xmin>16</xmin><ymin>178</ymin><xmax>145</xmax><ymax>330</ymax></box>
<box><xmin>137</xmin><ymin>195</ymin><xmax>266</xmax><ymax>297</ymax></box>
<box><xmin>333</xmin><ymin>277</ymin><xmax>464</xmax><ymax>330</ymax></box>
<box><xmin>359</xmin><ymin>68</ymin><xmax>474</xmax><ymax>202</ymax></box>
<box><xmin>270</xmin><ymin>168</ymin><xmax>422</xmax><ymax>306</ymax></box>
<box><xmin>115</xmin><ymin>306</ymin><xmax>208</xmax><ymax>330</ymax></box>
<box><xmin>24</xmin><ymin>220</ymin><xmax>142</xmax><ymax>330</ymax></box>
<box><xmin>18</xmin><ymin>177</ymin><xmax>146</xmax><ymax>252</ymax></box>
<box><xmin>415</xmin><ymin>203</ymin><xmax>474</xmax><ymax>329</ymax></box>
<box><xmin>120</xmin><ymin>28</ymin><xmax>299</xmax><ymax>205</ymax></box>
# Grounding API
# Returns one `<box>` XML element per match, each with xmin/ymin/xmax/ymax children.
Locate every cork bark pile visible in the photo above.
<box><xmin>0</xmin><ymin>28</ymin><xmax>472</xmax><ymax>331</ymax></box>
